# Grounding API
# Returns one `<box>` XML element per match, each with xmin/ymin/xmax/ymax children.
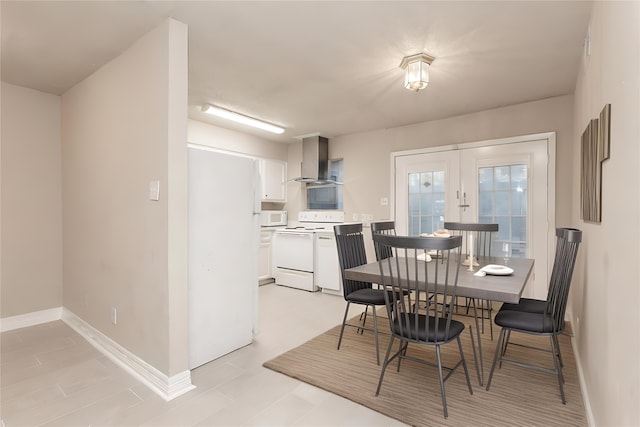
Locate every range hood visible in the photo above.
<box><xmin>294</xmin><ymin>136</ymin><xmax>340</xmax><ymax>184</ymax></box>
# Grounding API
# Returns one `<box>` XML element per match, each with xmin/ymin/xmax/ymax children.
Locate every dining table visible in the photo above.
<box><xmin>344</xmin><ymin>255</ymin><xmax>535</xmax><ymax>385</ymax></box>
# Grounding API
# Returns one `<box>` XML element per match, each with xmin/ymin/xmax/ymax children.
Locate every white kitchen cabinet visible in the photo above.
<box><xmin>315</xmin><ymin>231</ymin><xmax>343</xmax><ymax>296</ymax></box>
<box><xmin>259</xmin><ymin>229</ymin><xmax>275</xmax><ymax>284</ymax></box>
<box><xmin>259</xmin><ymin>159</ymin><xmax>287</xmax><ymax>202</ymax></box>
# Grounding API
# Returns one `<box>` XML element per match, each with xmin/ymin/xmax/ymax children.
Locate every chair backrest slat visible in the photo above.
<box><xmin>372</xmin><ymin>234</ymin><xmax>463</xmax><ymax>342</ymax></box>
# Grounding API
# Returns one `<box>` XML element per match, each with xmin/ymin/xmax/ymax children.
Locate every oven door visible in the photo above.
<box><xmin>273</xmin><ymin>231</ymin><xmax>314</xmax><ymax>272</ymax></box>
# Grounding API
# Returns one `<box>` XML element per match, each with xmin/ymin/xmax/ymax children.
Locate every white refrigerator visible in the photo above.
<box><xmin>188</xmin><ymin>147</ymin><xmax>260</xmax><ymax>369</ymax></box>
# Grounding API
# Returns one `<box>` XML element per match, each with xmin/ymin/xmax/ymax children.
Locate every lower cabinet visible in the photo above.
<box><xmin>259</xmin><ymin>229</ymin><xmax>275</xmax><ymax>284</ymax></box>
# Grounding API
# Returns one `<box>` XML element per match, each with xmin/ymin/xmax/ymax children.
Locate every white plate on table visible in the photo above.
<box><xmin>481</xmin><ymin>264</ymin><xmax>514</xmax><ymax>276</ymax></box>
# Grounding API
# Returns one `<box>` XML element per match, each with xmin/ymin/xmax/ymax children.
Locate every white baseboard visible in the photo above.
<box><xmin>61</xmin><ymin>309</ymin><xmax>195</xmax><ymax>401</ymax></box>
<box><xmin>571</xmin><ymin>334</ymin><xmax>595</xmax><ymax>426</ymax></box>
<box><xmin>2</xmin><ymin>307</ymin><xmax>195</xmax><ymax>401</ymax></box>
<box><xmin>0</xmin><ymin>307</ymin><xmax>63</xmax><ymax>332</ymax></box>
<box><xmin>59</xmin><ymin>308</ymin><xmax>195</xmax><ymax>401</ymax></box>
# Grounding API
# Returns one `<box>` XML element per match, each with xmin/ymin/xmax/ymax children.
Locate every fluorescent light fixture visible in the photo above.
<box><xmin>399</xmin><ymin>53</ymin><xmax>435</xmax><ymax>92</ymax></box>
<box><xmin>201</xmin><ymin>104</ymin><xmax>285</xmax><ymax>134</ymax></box>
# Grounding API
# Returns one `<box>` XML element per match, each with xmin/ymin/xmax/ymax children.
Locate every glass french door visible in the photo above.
<box><xmin>396</xmin><ymin>150</ymin><xmax>459</xmax><ymax>236</ymax></box>
<box><xmin>394</xmin><ymin>137</ymin><xmax>553</xmax><ymax>299</ymax></box>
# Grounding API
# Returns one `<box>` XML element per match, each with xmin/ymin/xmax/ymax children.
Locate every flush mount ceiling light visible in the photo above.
<box><xmin>201</xmin><ymin>104</ymin><xmax>285</xmax><ymax>134</ymax></box>
<box><xmin>399</xmin><ymin>53</ymin><xmax>435</xmax><ymax>92</ymax></box>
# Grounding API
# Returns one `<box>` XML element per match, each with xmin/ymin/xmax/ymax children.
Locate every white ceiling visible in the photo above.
<box><xmin>1</xmin><ymin>1</ymin><xmax>592</xmax><ymax>143</ymax></box>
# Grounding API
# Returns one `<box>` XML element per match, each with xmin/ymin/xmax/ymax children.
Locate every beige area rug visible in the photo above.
<box><xmin>264</xmin><ymin>313</ymin><xmax>586</xmax><ymax>427</ymax></box>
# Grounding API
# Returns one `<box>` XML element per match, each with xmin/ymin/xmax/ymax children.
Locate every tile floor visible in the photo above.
<box><xmin>1</xmin><ymin>284</ymin><xmax>405</xmax><ymax>426</ymax></box>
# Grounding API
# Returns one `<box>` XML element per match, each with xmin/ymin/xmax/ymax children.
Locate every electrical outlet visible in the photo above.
<box><xmin>111</xmin><ymin>307</ymin><xmax>117</xmax><ymax>325</ymax></box>
<box><xmin>352</xmin><ymin>213</ymin><xmax>359</xmax><ymax>221</ymax></box>
<box><xmin>380</xmin><ymin>197</ymin><xmax>388</xmax><ymax>206</ymax></box>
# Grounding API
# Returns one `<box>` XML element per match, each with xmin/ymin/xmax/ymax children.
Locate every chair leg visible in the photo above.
<box><xmin>468</xmin><ymin>326</ymin><xmax>482</xmax><ymax>386</ymax></box>
<box><xmin>372</xmin><ymin>306</ymin><xmax>380</xmax><ymax>365</ymax></box>
<box><xmin>337</xmin><ymin>302</ymin><xmax>351</xmax><ymax>350</ymax></box>
<box><xmin>359</xmin><ymin>305</ymin><xmax>369</xmax><ymax>334</ymax></box>
<box><xmin>553</xmin><ymin>333</ymin><xmax>564</xmax><ymax>368</ymax></box>
<box><xmin>550</xmin><ymin>334</ymin><xmax>566</xmax><ymax>404</ymax></box>
<box><xmin>478</xmin><ymin>299</ymin><xmax>494</xmax><ymax>339</ymax></box>
<box><xmin>500</xmin><ymin>329</ymin><xmax>512</xmax><ymax>368</ymax></box>
<box><xmin>396</xmin><ymin>341</ymin><xmax>408</xmax><ymax>372</ymax></box>
<box><xmin>488</xmin><ymin>301</ymin><xmax>494</xmax><ymax>340</ymax></box>
<box><xmin>486</xmin><ymin>327</ymin><xmax>506</xmax><ymax>391</ymax></box>
<box><xmin>457</xmin><ymin>336</ymin><xmax>473</xmax><ymax>395</ymax></box>
<box><xmin>435</xmin><ymin>345</ymin><xmax>448</xmax><ymax>419</ymax></box>
<box><xmin>375</xmin><ymin>336</ymin><xmax>396</xmax><ymax>396</ymax></box>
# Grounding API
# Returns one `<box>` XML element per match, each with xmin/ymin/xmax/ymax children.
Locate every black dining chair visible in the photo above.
<box><xmin>371</xmin><ymin>220</ymin><xmax>415</xmax><ymax>309</ymax></box>
<box><xmin>370</xmin><ymin>221</ymin><xmax>396</xmax><ymax>261</ymax></box>
<box><xmin>334</xmin><ymin>223</ymin><xmax>386</xmax><ymax>365</ymax></box>
<box><xmin>486</xmin><ymin>227</ymin><xmax>582</xmax><ymax>403</ymax></box>
<box><xmin>444</xmin><ymin>221</ymin><xmax>499</xmax><ymax>339</ymax></box>
<box><xmin>372</xmin><ymin>233</ymin><xmax>473</xmax><ymax>419</ymax></box>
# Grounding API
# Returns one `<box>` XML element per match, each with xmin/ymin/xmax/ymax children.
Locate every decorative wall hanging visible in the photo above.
<box><xmin>580</xmin><ymin>104</ymin><xmax>611</xmax><ymax>223</ymax></box>
<box><xmin>599</xmin><ymin>103</ymin><xmax>611</xmax><ymax>160</ymax></box>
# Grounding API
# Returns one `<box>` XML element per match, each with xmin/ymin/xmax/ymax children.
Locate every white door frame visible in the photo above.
<box><xmin>390</xmin><ymin>132</ymin><xmax>556</xmax><ymax>298</ymax></box>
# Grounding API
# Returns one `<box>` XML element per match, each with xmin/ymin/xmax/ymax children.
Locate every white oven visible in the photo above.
<box><xmin>273</xmin><ymin>229</ymin><xmax>317</xmax><ymax>291</ymax></box>
<box><xmin>272</xmin><ymin>211</ymin><xmax>344</xmax><ymax>292</ymax></box>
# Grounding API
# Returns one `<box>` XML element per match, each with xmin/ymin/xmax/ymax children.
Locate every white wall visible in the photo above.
<box><xmin>1</xmin><ymin>83</ymin><xmax>62</xmax><ymax>317</ymax></box>
<box><xmin>571</xmin><ymin>2</ymin><xmax>640</xmax><ymax>425</ymax></box>
<box><xmin>61</xmin><ymin>19</ymin><xmax>189</xmax><ymax>376</ymax></box>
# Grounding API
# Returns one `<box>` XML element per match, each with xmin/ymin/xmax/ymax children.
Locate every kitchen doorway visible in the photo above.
<box><xmin>392</xmin><ymin>133</ymin><xmax>555</xmax><ymax>300</ymax></box>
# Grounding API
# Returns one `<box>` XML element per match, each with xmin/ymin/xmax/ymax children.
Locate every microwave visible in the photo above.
<box><xmin>260</xmin><ymin>210</ymin><xmax>287</xmax><ymax>227</ymax></box>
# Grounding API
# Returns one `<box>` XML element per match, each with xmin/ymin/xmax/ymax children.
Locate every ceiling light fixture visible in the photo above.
<box><xmin>399</xmin><ymin>53</ymin><xmax>435</xmax><ymax>92</ymax></box>
<box><xmin>201</xmin><ymin>104</ymin><xmax>285</xmax><ymax>134</ymax></box>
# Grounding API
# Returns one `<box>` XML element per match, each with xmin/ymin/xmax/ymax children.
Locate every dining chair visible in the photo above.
<box><xmin>444</xmin><ymin>221</ymin><xmax>499</xmax><ymax>339</ymax></box>
<box><xmin>486</xmin><ymin>227</ymin><xmax>582</xmax><ymax>403</ymax></box>
<box><xmin>370</xmin><ymin>220</ymin><xmax>415</xmax><ymax>311</ymax></box>
<box><xmin>334</xmin><ymin>223</ymin><xmax>386</xmax><ymax>365</ymax></box>
<box><xmin>372</xmin><ymin>233</ymin><xmax>473</xmax><ymax>419</ymax></box>
<box><xmin>370</xmin><ymin>221</ymin><xmax>396</xmax><ymax>261</ymax></box>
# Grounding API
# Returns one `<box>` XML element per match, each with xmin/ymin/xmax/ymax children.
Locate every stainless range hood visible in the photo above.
<box><xmin>294</xmin><ymin>136</ymin><xmax>340</xmax><ymax>184</ymax></box>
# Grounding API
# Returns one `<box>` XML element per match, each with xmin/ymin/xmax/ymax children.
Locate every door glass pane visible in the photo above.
<box><xmin>407</xmin><ymin>171</ymin><xmax>445</xmax><ymax>236</ymax></box>
<box><xmin>478</xmin><ymin>168</ymin><xmax>493</xmax><ymax>191</ymax></box>
<box><xmin>408</xmin><ymin>173</ymin><xmax>421</xmax><ymax>193</ymax></box>
<box><xmin>494</xmin><ymin>191</ymin><xmax>510</xmax><ymax>215</ymax></box>
<box><xmin>478</xmin><ymin>164</ymin><xmax>528</xmax><ymax>256</ymax></box>
<box><xmin>494</xmin><ymin>166</ymin><xmax>510</xmax><ymax>190</ymax></box>
<box><xmin>432</xmin><ymin>171</ymin><xmax>445</xmax><ymax>192</ymax></box>
<box><xmin>478</xmin><ymin>192</ymin><xmax>493</xmax><ymax>216</ymax></box>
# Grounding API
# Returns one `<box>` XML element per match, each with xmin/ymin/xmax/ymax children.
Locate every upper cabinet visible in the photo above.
<box><xmin>259</xmin><ymin>159</ymin><xmax>287</xmax><ymax>202</ymax></box>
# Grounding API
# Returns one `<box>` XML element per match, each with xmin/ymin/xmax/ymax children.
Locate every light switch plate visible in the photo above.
<box><xmin>149</xmin><ymin>180</ymin><xmax>160</xmax><ymax>201</ymax></box>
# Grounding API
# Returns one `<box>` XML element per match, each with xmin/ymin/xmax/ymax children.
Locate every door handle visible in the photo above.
<box><xmin>458</xmin><ymin>191</ymin><xmax>469</xmax><ymax>210</ymax></box>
